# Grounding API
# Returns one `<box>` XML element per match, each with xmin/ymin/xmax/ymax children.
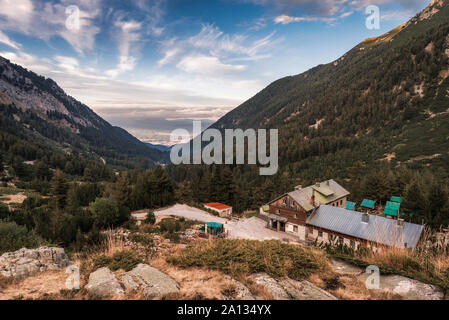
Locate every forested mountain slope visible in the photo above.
<box><xmin>0</xmin><ymin>56</ymin><xmax>168</xmax><ymax>171</ymax></box>
<box><xmin>167</xmin><ymin>1</ymin><xmax>449</xmax><ymax>227</ymax></box>
<box><xmin>212</xmin><ymin>0</ymin><xmax>449</xmax><ymax>178</ymax></box>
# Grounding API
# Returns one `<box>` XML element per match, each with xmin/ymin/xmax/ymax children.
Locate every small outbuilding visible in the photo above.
<box><xmin>204</xmin><ymin>202</ymin><xmax>233</xmax><ymax>217</ymax></box>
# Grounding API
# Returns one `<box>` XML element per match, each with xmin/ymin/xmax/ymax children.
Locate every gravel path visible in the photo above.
<box><xmin>154</xmin><ymin>204</ymin><xmax>298</xmax><ymax>242</ymax></box>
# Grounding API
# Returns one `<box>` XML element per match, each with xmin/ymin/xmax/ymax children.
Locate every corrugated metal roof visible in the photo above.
<box><xmin>286</xmin><ymin>179</ymin><xmax>350</xmax><ymax>212</ymax></box>
<box><xmin>306</xmin><ymin>205</ymin><xmax>424</xmax><ymax>249</ymax></box>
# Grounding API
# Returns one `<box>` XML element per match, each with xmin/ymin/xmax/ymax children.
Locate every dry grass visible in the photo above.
<box><xmin>331</xmin><ymin>275</ymin><xmax>402</xmax><ymax>300</ymax></box>
<box><xmin>150</xmin><ymin>251</ymin><xmax>233</xmax><ymax>300</ymax></box>
<box><xmin>0</xmin><ymin>270</ymin><xmax>69</xmax><ymax>300</ymax></box>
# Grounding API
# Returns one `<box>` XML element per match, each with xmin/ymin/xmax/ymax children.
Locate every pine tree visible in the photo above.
<box><xmin>51</xmin><ymin>169</ymin><xmax>68</xmax><ymax>208</ymax></box>
<box><xmin>112</xmin><ymin>172</ymin><xmax>131</xmax><ymax>208</ymax></box>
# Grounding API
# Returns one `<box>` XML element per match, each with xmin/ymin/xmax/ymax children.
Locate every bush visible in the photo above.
<box><xmin>164</xmin><ymin>232</ymin><xmax>180</xmax><ymax>243</ymax></box>
<box><xmin>88</xmin><ymin>198</ymin><xmax>121</xmax><ymax>228</ymax></box>
<box><xmin>142</xmin><ymin>224</ymin><xmax>160</xmax><ymax>234</ymax></box>
<box><xmin>0</xmin><ymin>220</ymin><xmax>45</xmax><ymax>254</ymax></box>
<box><xmin>93</xmin><ymin>251</ymin><xmax>142</xmax><ymax>272</ymax></box>
<box><xmin>122</xmin><ymin>218</ymin><xmax>138</xmax><ymax>231</ymax></box>
<box><xmin>167</xmin><ymin>239</ymin><xmax>324</xmax><ymax>280</ymax></box>
<box><xmin>129</xmin><ymin>233</ymin><xmax>154</xmax><ymax>246</ymax></box>
<box><xmin>159</xmin><ymin>218</ymin><xmax>181</xmax><ymax>233</ymax></box>
<box><xmin>0</xmin><ymin>203</ymin><xmax>9</xmax><ymax>220</ymax></box>
<box><xmin>144</xmin><ymin>212</ymin><xmax>156</xmax><ymax>225</ymax></box>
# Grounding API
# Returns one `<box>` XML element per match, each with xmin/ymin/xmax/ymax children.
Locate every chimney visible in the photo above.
<box><xmin>397</xmin><ymin>219</ymin><xmax>404</xmax><ymax>228</ymax></box>
<box><xmin>326</xmin><ymin>180</ymin><xmax>330</xmax><ymax>186</ymax></box>
<box><xmin>295</xmin><ymin>185</ymin><xmax>302</xmax><ymax>191</ymax></box>
<box><xmin>310</xmin><ymin>189</ymin><xmax>316</xmax><ymax>206</ymax></box>
<box><xmin>362</xmin><ymin>213</ymin><xmax>370</xmax><ymax>224</ymax></box>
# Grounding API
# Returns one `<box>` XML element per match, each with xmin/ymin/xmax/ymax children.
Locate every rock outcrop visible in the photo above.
<box><xmin>357</xmin><ymin>273</ymin><xmax>444</xmax><ymax>300</ymax></box>
<box><xmin>223</xmin><ymin>276</ymin><xmax>254</xmax><ymax>300</ymax></box>
<box><xmin>331</xmin><ymin>258</ymin><xmax>445</xmax><ymax>300</ymax></box>
<box><xmin>0</xmin><ymin>247</ymin><xmax>70</xmax><ymax>279</ymax></box>
<box><xmin>250</xmin><ymin>273</ymin><xmax>338</xmax><ymax>300</ymax></box>
<box><xmin>85</xmin><ymin>267</ymin><xmax>124</xmax><ymax>298</ymax></box>
<box><xmin>121</xmin><ymin>264</ymin><xmax>180</xmax><ymax>299</ymax></box>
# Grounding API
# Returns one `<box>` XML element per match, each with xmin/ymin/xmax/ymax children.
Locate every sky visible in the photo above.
<box><xmin>0</xmin><ymin>0</ymin><xmax>431</xmax><ymax>145</ymax></box>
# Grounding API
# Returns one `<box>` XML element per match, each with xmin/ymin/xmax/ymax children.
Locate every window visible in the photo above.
<box><xmin>283</xmin><ymin>198</ymin><xmax>287</xmax><ymax>205</ymax></box>
<box><xmin>290</xmin><ymin>201</ymin><xmax>295</xmax><ymax>208</ymax></box>
<box><xmin>293</xmin><ymin>226</ymin><xmax>298</xmax><ymax>232</ymax></box>
<box><xmin>318</xmin><ymin>231</ymin><xmax>323</xmax><ymax>237</ymax></box>
<box><xmin>338</xmin><ymin>237</ymin><xmax>344</xmax><ymax>244</ymax></box>
<box><xmin>404</xmin><ymin>243</ymin><xmax>408</xmax><ymax>249</ymax></box>
<box><xmin>350</xmin><ymin>240</ymin><xmax>355</xmax><ymax>248</ymax></box>
<box><xmin>277</xmin><ymin>209</ymin><xmax>281</xmax><ymax>214</ymax></box>
<box><xmin>294</xmin><ymin>214</ymin><xmax>298</xmax><ymax>219</ymax></box>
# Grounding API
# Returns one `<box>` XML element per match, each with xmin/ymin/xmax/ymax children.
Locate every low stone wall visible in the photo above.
<box><xmin>0</xmin><ymin>247</ymin><xmax>70</xmax><ymax>279</ymax></box>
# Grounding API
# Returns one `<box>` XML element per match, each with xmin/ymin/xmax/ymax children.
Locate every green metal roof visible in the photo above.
<box><xmin>206</xmin><ymin>222</ymin><xmax>224</xmax><ymax>229</ymax></box>
<box><xmin>384</xmin><ymin>201</ymin><xmax>401</xmax><ymax>216</ymax></box>
<box><xmin>390</xmin><ymin>196</ymin><xmax>402</xmax><ymax>203</ymax></box>
<box><xmin>346</xmin><ymin>201</ymin><xmax>356</xmax><ymax>210</ymax></box>
<box><xmin>361</xmin><ymin>199</ymin><xmax>376</xmax><ymax>209</ymax></box>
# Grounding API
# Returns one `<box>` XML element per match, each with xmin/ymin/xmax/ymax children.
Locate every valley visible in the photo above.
<box><xmin>0</xmin><ymin>0</ymin><xmax>449</xmax><ymax>303</ymax></box>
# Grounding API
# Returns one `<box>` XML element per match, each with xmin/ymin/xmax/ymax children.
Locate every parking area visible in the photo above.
<box><xmin>154</xmin><ymin>204</ymin><xmax>299</xmax><ymax>242</ymax></box>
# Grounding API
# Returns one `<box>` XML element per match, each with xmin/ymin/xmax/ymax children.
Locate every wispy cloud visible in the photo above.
<box><xmin>106</xmin><ymin>18</ymin><xmax>142</xmax><ymax>78</ymax></box>
<box><xmin>0</xmin><ymin>31</ymin><xmax>21</xmax><ymax>50</ymax></box>
<box><xmin>0</xmin><ymin>0</ymin><xmax>101</xmax><ymax>54</ymax></box>
<box><xmin>177</xmin><ymin>54</ymin><xmax>246</xmax><ymax>74</ymax></box>
<box><xmin>158</xmin><ymin>24</ymin><xmax>278</xmax><ymax>75</ymax></box>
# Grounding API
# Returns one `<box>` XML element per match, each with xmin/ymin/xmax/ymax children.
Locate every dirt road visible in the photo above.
<box><xmin>154</xmin><ymin>204</ymin><xmax>298</xmax><ymax>242</ymax></box>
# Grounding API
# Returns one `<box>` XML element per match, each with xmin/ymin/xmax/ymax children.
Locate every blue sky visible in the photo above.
<box><xmin>0</xmin><ymin>0</ymin><xmax>431</xmax><ymax>144</ymax></box>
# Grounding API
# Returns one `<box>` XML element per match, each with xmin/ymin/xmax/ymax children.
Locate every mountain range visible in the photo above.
<box><xmin>1</xmin><ymin>0</ymin><xmax>449</xmax><ymax>184</ymax></box>
<box><xmin>210</xmin><ymin>0</ymin><xmax>449</xmax><ymax>180</ymax></box>
<box><xmin>0</xmin><ymin>56</ymin><xmax>168</xmax><ymax>170</ymax></box>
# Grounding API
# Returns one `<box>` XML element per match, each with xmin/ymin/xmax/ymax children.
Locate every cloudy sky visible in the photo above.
<box><xmin>0</xmin><ymin>0</ymin><xmax>430</xmax><ymax>145</ymax></box>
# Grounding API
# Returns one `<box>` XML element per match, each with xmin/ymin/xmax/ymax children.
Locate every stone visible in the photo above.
<box><xmin>249</xmin><ymin>273</ymin><xmax>338</xmax><ymax>300</ymax></box>
<box><xmin>250</xmin><ymin>273</ymin><xmax>290</xmax><ymax>300</ymax></box>
<box><xmin>331</xmin><ymin>258</ymin><xmax>363</xmax><ymax>275</ymax></box>
<box><xmin>357</xmin><ymin>273</ymin><xmax>444</xmax><ymax>300</ymax></box>
<box><xmin>279</xmin><ymin>279</ymin><xmax>338</xmax><ymax>300</ymax></box>
<box><xmin>0</xmin><ymin>247</ymin><xmax>70</xmax><ymax>279</ymax></box>
<box><xmin>223</xmin><ymin>276</ymin><xmax>254</xmax><ymax>300</ymax></box>
<box><xmin>123</xmin><ymin>264</ymin><xmax>179</xmax><ymax>300</ymax></box>
<box><xmin>121</xmin><ymin>273</ymin><xmax>139</xmax><ymax>291</ymax></box>
<box><xmin>85</xmin><ymin>267</ymin><xmax>124</xmax><ymax>298</ymax></box>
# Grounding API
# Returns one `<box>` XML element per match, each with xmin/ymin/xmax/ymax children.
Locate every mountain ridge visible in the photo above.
<box><xmin>209</xmin><ymin>0</ymin><xmax>449</xmax><ymax>178</ymax></box>
<box><xmin>0</xmin><ymin>56</ymin><xmax>168</xmax><ymax>169</ymax></box>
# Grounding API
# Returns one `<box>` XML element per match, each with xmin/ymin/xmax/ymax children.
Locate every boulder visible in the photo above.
<box><xmin>279</xmin><ymin>279</ymin><xmax>338</xmax><ymax>300</ymax></box>
<box><xmin>249</xmin><ymin>273</ymin><xmax>338</xmax><ymax>300</ymax></box>
<box><xmin>123</xmin><ymin>264</ymin><xmax>179</xmax><ymax>300</ymax></box>
<box><xmin>357</xmin><ymin>273</ymin><xmax>444</xmax><ymax>300</ymax></box>
<box><xmin>0</xmin><ymin>247</ymin><xmax>70</xmax><ymax>279</ymax></box>
<box><xmin>250</xmin><ymin>273</ymin><xmax>291</xmax><ymax>300</ymax></box>
<box><xmin>85</xmin><ymin>267</ymin><xmax>124</xmax><ymax>298</ymax></box>
<box><xmin>223</xmin><ymin>276</ymin><xmax>254</xmax><ymax>300</ymax></box>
